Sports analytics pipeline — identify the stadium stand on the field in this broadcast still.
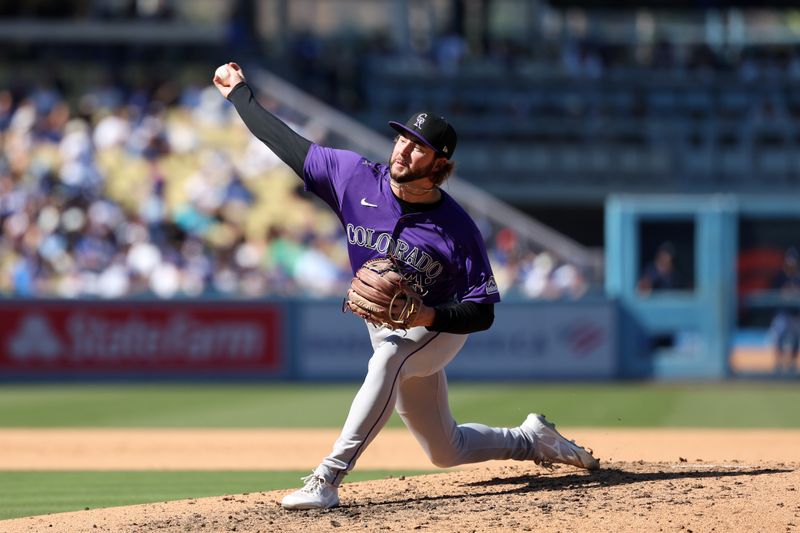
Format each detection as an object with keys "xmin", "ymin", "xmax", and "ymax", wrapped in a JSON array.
[
  {"xmin": 0, "ymin": 69, "xmax": 594, "ymax": 300},
  {"xmin": 3, "ymin": 0, "xmax": 800, "ymax": 305}
]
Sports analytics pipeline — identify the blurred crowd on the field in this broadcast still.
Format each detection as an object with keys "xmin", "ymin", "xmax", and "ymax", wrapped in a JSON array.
[
  {"xmin": 485, "ymin": 227, "xmax": 588, "ymax": 301},
  {"xmin": 0, "ymin": 79, "xmax": 588, "ymax": 301},
  {"xmin": 287, "ymin": 29, "xmax": 800, "ymax": 115},
  {"xmin": 0, "ymin": 78, "xmax": 351, "ymax": 300}
]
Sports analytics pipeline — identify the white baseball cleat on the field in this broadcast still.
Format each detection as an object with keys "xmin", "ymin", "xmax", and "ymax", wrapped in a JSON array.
[
  {"xmin": 281, "ymin": 474, "xmax": 340, "ymax": 510},
  {"xmin": 521, "ymin": 413, "xmax": 600, "ymax": 470}
]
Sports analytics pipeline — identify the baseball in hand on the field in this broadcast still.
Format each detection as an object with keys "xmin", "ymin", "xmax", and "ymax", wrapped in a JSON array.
[{"xmin": 215, "ymin": 65, "xmax": 230, "ymax": 82}]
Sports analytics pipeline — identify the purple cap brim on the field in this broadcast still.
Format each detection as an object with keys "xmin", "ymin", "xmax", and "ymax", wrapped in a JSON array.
[{"xmin": 388, "ymin": 121, "xmax": 438, "ymax": 152}]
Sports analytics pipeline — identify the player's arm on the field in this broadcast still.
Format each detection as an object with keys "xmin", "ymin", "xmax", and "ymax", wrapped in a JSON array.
[
  {"xmin": 426, "ymin": 301, "xmax": 494, "ymax": 334},
  {"xmin": 213, "ymin": 62, "xmax": 311, "ymax": 178}
]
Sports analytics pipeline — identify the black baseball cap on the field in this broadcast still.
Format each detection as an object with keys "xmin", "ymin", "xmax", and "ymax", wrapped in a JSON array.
[{"xmin": 388, "ymin": 112, "xmax": 457, "ymax": 159}]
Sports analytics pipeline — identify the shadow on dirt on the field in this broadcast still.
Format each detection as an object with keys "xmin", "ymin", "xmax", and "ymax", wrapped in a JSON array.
[
  {"xmin": 347, "ymin": 465, "xmax": 793, "ymax": 509},
  {"xmin": 465, "ymin": 465, "xmax": 794, "ymax": 493}
]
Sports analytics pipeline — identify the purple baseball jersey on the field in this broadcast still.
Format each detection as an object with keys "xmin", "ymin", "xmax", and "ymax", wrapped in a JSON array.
[{"xmin": 303, "ymin": 144, "xmax": 500, "ymax": 306}]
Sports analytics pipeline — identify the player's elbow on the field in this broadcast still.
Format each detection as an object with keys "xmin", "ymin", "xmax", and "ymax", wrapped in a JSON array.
[{"xmin": 475, "ymin": 303, "xmax": 494, "ymax": 332}]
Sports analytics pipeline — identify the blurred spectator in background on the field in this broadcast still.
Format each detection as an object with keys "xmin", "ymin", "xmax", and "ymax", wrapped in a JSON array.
[
  {"xmin": 0, "ymin": 76, "xmax": 581, "ymax": 301},
  {"xmin": 637, "ymin": 241, "xmax": 683, "ymax": 295},
  {"xmin": 487, "ymin": 226, "xmax": 588, "ymax": 300},
  {"xmin": 0, "ymin": 75, "xmax": 352, "ymax": 300},
  {"xmin": 768, "ymin": 246, "xmax": 800, "ymax": 374}
]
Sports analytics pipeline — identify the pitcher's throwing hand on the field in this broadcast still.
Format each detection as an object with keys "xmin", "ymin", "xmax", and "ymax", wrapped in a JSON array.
[{"xmin": 212, "ymin": 62, "xmax": 245, "ymax": 98}]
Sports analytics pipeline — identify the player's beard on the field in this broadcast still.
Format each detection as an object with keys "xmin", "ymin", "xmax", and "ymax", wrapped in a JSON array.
[{"xmin": 389, "ymin": 159, "xmax": 435, "ymax": 184}]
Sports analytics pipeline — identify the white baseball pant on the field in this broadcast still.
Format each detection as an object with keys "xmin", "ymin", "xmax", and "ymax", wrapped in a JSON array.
[{"xmin": 315, "ymin": 323, "xmax": 535, "ymax": 487}]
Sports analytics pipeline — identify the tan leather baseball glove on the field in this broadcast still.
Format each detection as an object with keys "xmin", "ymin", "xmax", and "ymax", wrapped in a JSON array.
[{"xmin": 345, "ymin": 258, "xmax": 423, "ymax": 330}]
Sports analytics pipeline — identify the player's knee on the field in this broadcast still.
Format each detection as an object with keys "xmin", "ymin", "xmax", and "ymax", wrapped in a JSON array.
[
  {"xmin": 428, "ymin": 450, "xmax": 461, "ymax": 469},
  {"xmin": 424, "ymin": 443, "xmax": 463, "ymax": 468},
  {"xmin": 367, "ymin": 349, "xmax": 404, "ymax": 376}
]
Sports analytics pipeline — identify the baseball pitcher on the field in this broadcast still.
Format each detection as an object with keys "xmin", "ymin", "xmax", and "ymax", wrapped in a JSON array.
[{"xmin": 213, "ymin": 62, "xmax": 599, "ymax": 510}]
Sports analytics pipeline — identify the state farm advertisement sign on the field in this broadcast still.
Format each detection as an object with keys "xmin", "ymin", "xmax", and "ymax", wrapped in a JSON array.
[{"xmin": 0, "ymin": 301, "xmax": 283, "ymax": 375}]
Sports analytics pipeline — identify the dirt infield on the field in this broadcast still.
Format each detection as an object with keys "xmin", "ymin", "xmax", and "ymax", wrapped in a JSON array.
[{"xmin": 2, "ymin": 429, "xmax": 799, "ymax": 532}]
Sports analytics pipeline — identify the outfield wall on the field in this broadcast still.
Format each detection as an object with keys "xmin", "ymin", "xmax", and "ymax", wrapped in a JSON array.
[{"xmin": 0, "ymin": 299, "xmax": 617, "ymax": 381}]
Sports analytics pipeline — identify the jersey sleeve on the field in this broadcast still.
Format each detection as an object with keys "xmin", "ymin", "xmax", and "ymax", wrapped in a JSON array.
[
  {"xmin": 227, "ymin": 82, "xmax": 311, "ymax": 177},
  {"xmin": 302, "ymin": 143, "xmax": 363, "ymax": 214},
  {"xmin": 458, "ymin": 230, "xmax": 501, "ymax": 304}
]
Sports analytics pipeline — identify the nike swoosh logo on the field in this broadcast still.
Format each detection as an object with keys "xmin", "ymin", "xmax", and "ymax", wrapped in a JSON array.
[{"xmin": 360, "ymin": 198, "xmax": 378, "ymax": 208}]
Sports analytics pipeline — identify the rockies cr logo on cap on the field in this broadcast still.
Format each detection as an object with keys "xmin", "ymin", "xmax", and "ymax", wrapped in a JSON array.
[{"xmin": 388, "ymin": 111, "xmax": 458, "ymax": 159}]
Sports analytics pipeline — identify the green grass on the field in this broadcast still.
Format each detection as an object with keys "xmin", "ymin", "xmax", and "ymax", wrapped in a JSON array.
[
  {"xmin": 0, "ymin": 470, "xmax": 432, "ymax": 521},
  {"xmin": 0, "ymin": 382, "xmax": 799, "ymax": 428},
  {"xmin": 1, "ymin": 382, "xmax": 799, "ymax": 521}
]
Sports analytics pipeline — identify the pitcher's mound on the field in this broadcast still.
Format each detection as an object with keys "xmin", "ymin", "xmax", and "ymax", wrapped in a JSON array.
[{"xmin": 4, "ymin": 461, "xmax": 798, "ymax": 532}]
